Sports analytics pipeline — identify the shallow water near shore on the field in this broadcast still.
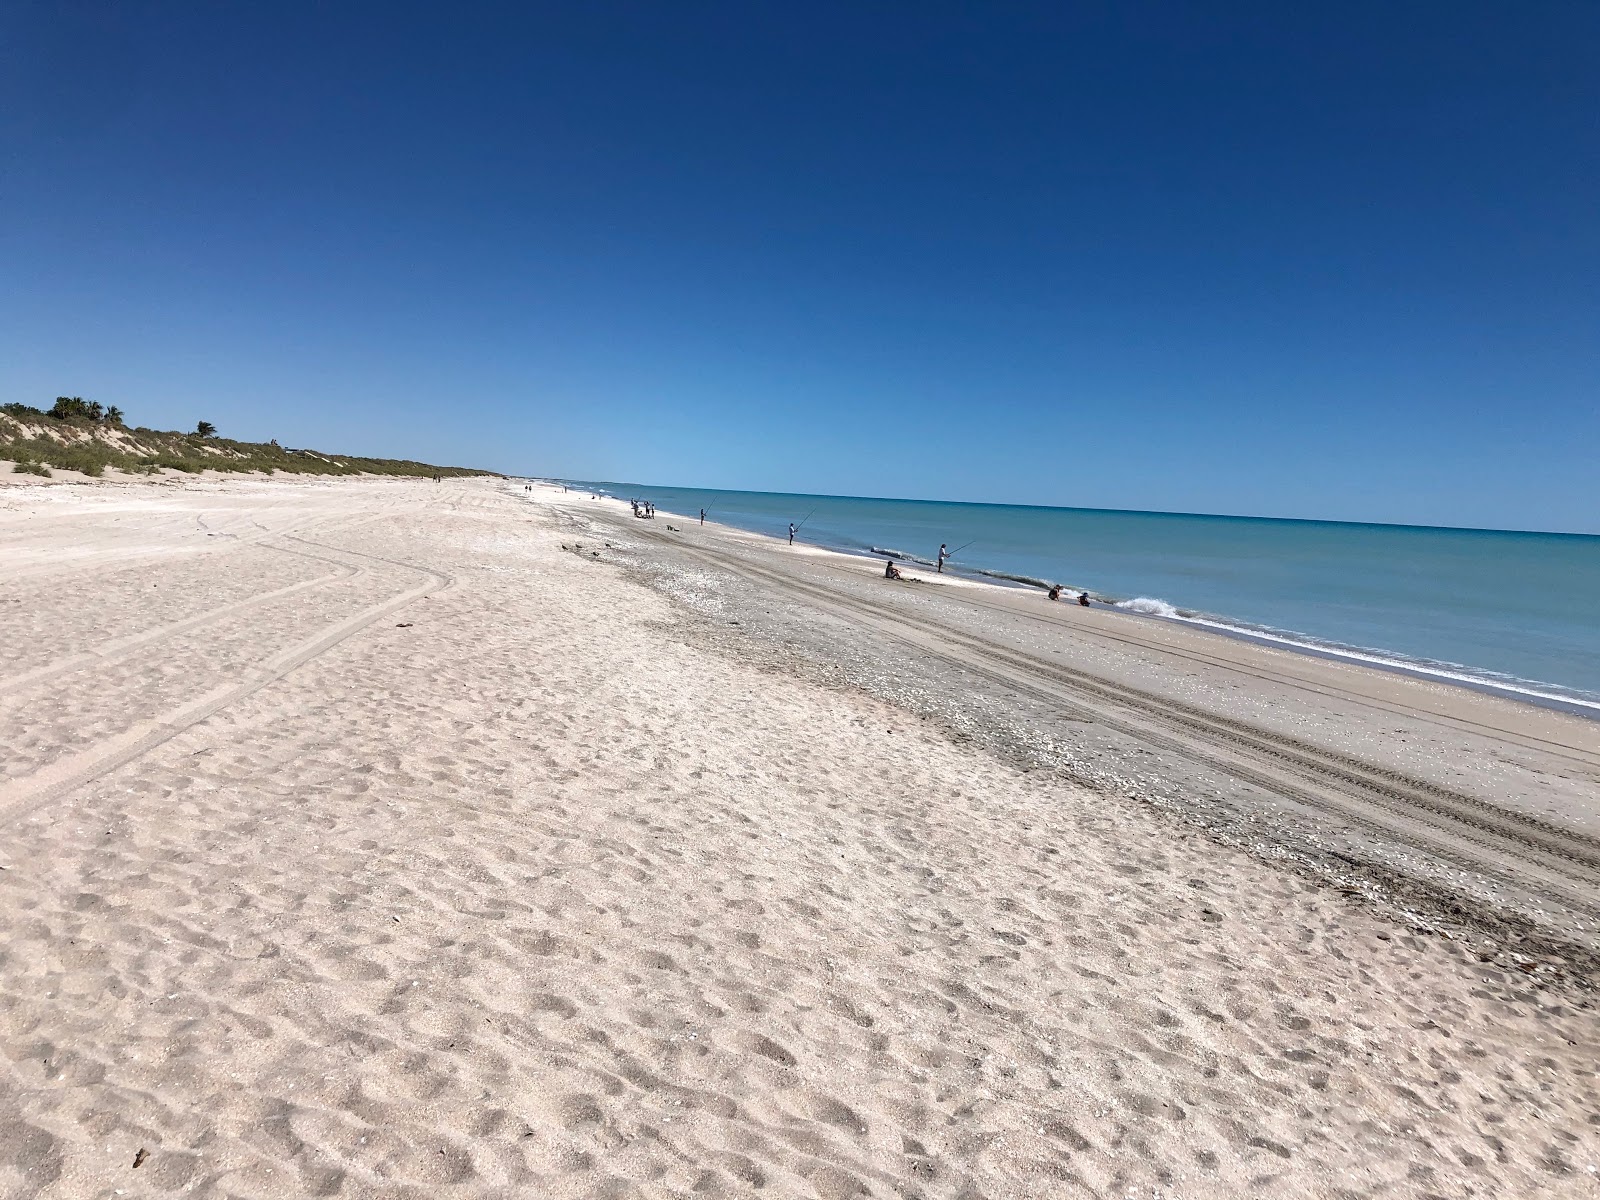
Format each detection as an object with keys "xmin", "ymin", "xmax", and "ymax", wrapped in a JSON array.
[{"xmin": 558, "ymin": 479, "xmax": 1600, "ymax": 712}]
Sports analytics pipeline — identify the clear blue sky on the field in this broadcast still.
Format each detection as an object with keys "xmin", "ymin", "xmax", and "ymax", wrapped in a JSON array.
[{"xmin": 3, "ymin": 2, "xmax": 1596, "ymax": 532}]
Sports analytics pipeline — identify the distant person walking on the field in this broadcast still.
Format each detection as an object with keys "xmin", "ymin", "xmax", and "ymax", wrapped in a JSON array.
[{"xmin": 937, "ymin": 543, "xmax": 949, "ymax": 573}]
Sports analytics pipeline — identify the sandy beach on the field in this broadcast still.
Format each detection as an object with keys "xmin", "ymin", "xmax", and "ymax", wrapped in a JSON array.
[{"xmin": 1, "ymin": 470, "xmax": 1596, "ymax": 1198}]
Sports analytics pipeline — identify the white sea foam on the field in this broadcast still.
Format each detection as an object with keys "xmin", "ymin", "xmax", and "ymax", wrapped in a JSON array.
[
  {"xmin": 1115, "ymin": 597, "xmax": 1180, "ymax": 618},
  {"xmin": 1108, "ymin": 601, "xmax": 1600, "ymax": 714}
]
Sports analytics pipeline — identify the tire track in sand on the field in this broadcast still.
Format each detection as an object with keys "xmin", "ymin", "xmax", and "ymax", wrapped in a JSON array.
[
  {"xmin": 0, "ymin": 543, "xmax": 359, "ymax": 698},
  {"xmin": 0, "ymin": 538, "xmax": 452, "ymax": 827}
]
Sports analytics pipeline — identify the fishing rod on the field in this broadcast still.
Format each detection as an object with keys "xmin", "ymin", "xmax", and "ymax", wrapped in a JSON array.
[
  {"xmin": 794, "ymin": 508, "xmax": 818, "ymax": 532},
  {"xmin": 948, "ymin": 538, "xmax": 978, "ymax": 558}
]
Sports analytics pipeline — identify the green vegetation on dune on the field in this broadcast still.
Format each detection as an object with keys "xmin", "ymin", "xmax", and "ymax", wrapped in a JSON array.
[{"xmin": 1, "ymin": 399, "xmax": 497, "ymax": 480}]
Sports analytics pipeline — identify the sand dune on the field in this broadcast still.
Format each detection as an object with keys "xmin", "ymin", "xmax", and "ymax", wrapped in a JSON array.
[{"xmin": 1, "ymin": 474, "xmax": 1595, "ymax": 1197}]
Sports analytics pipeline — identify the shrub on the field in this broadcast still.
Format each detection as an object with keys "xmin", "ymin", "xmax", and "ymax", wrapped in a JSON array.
[{"xmin": 3, "ymin": 398, "xmax": 497, "ymax": 479}]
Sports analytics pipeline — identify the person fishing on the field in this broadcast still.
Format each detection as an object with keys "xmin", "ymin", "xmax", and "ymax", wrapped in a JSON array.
[
  {"xmin": 699, "ymin": 508, "xmax": 706, "ymax": 525},
  {"xmin": 788, "ymin": 522, "xmax": 797, "ymax": 545},
  {"xmin": 943, "ymin": 538, "xmax": 976, "ymax": 573}
]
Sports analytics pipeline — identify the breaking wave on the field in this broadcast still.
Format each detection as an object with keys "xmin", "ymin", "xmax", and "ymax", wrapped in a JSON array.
[
  {"xmin": 971, "ymin": 568, "xmax": 1057, "ymax": 589},
  {"xmin": 1115, "ymin": 596, "xmax": 1180, "ymax": 617},
  {"xmin": 871, "ymin": 546, "xmax": 936, "ymax": 566}
]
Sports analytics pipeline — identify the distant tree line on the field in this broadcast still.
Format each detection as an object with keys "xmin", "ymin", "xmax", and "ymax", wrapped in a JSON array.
[{"xmin": 1, "ymin": 397, "xmax": 495, "ymax": 480}]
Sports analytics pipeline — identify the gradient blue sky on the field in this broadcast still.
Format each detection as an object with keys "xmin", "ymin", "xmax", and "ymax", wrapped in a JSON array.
[{"xmin": 3, "ymin": 2, "xmax": 1596, "ymax": 531}]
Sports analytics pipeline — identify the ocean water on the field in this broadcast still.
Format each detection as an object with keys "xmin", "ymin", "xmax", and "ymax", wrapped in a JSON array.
[{"xmin": 560, "ymin": 480, "xmax": 1600, "ymax": 714}]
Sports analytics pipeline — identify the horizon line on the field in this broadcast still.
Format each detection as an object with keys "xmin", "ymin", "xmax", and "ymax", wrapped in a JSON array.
[{"xmin": 544, "ymin": 476, "xmax": 1598, "ymax": 540}]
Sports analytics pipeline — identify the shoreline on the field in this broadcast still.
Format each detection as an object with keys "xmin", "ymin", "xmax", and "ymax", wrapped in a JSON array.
[
  {"xmin": 577, "ymin": 482, "xmax": 1600, "ymax": 722},
  {"xmin": 542, "ymin": 477, "xmax": 1600, "ymax": 949}
]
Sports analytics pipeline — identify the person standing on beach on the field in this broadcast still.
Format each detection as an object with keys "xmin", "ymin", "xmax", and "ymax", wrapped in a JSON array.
[
  {"xmin": 699, "ymin": 509, "xmax": 706, "ymax": 525},
  {"xmin": 788, "ymin": 523, "xmax": 797, "ymax": 544},
  {"xmin": 937, "ymin": 543, "xmax": 949, "ymax": 573}
]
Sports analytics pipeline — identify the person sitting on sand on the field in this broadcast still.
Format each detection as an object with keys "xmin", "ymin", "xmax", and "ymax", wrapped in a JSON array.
[
  {"xmin": 1047, "ymin": 584, "xmax": 1061, "ymax": 601},
  {"xmin": 884, "ymin": 559, "xmax": 902, "ymax": 580},
  {"xmin": 1078, "ymin": 591, "xmax": 1091, "ymax": 606}
]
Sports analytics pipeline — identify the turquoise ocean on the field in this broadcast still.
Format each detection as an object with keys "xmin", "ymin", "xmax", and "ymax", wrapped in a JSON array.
[{"xmin": 560, "ymin": 480, "xmax": 1600, "ymax": 716}]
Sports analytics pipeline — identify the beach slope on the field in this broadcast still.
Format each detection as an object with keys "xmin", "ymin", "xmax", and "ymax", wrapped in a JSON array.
[{"xmin": 0, "ymin": 474, "xmax": 1594, "ymax": 1198}]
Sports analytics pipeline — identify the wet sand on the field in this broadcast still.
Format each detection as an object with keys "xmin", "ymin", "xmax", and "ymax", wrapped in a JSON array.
[{"xmin": 1, "ymin": 471, "xmax": 1595, "ymax": 1198}]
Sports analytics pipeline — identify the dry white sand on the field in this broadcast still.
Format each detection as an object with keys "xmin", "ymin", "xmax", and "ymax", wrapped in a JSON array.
[{"xmin": 1, "ymin": 473, "xmax": 1595, "ymax": 1198}]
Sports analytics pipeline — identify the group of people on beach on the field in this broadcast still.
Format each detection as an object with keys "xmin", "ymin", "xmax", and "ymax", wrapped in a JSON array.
[
  {"xmin": 683, "ymin": 514, "xmax": 1094, "ymax": 606},
  {"xmin": 627, "ymin": 499, "xmax": 708, "ymax": 524},
  {"xmin": 877, "ymin": 542, "xmax": 1092, "ymax": 605},
  {"xmin": 1048, "ymin": 583, "xmax": 1093, "ymax": 606}
]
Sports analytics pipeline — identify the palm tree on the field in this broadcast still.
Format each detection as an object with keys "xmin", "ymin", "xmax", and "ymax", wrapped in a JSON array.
[
  {"xmin": 104, "ymin": 406, "xmax": 124, "ymax": 425},
  {"xmin": 50, "ymin": 396, "xmax": 94, "ymax": 420},
  {"xmin": 195, "ymin": 420, "xmax": 217, "ymax": 438}
]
